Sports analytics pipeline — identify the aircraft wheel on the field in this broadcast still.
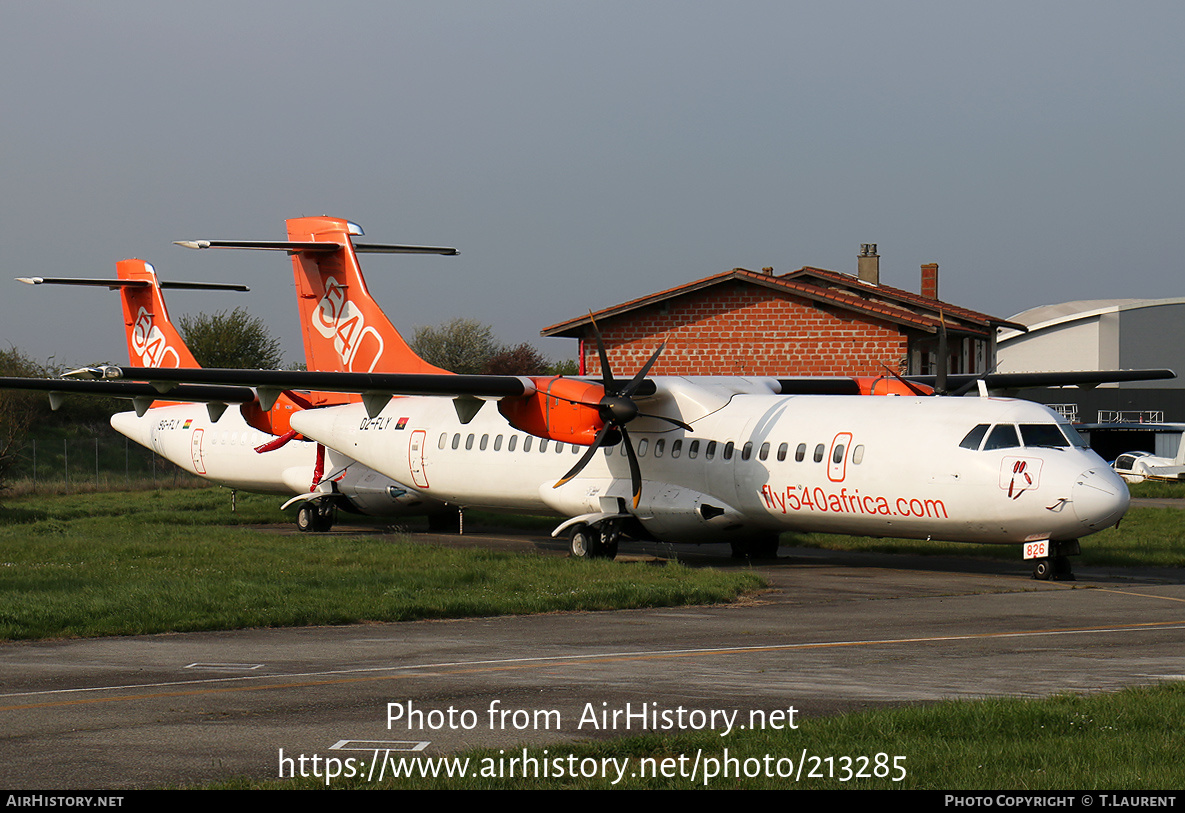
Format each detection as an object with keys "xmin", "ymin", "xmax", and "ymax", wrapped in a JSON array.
[
  {"xmin": 568, "ymin": 524, "xmax": 601, "ymax": 559},
  {"xmin": 599, "ymin": 537, "xmax": 619, "ymax": 560},
  {"xmin": 1052, "ymin": 555, "xmax": 1075, "ymax": 581},
  {"xmin": 1032, "ymin": 558, "xmax": 1052, "ymax": 581},
  {"xmin": 312, "ymin": 505, "xmax": 336, "ymax": 533},
  {"xmin": 749, "ymin": 534, "xmax": 780, "ymax": 560},
  {"xmin": 427, "ymin": 509, "xmax": 462, "ymax": 534},
  {"xmin": 296, "ymin": 503, "xmax": 317, "ymax": 533}
]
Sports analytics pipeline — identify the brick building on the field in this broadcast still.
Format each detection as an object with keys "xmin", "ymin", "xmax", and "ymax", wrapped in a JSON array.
[{"xmin": 542, "ymin": 248, "xmax": 1021, "ymax": 378}]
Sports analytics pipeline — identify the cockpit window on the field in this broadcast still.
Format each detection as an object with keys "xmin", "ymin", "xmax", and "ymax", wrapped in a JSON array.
[
  {"xmin": 983, "ymin": 424, "xmax": 1021, "ymax": 451},
  {"xmin": 1060, "ymin": 423, "xmax": 1090, "ymax": 448},
  {"xmin": 1020, "ymin": 424, "xmax": 1070, "ymax": 448},
  {"xmin": 959, "ymin": 424, "xmax": 990, "ymax": 450}
]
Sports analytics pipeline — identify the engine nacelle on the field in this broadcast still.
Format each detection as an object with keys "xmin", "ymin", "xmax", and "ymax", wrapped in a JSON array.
[
  {"xmin": 241, "ymin": 392, "xmax": 311, "ymax": 438},
  {"xmin": 853, "ymin": 376, "xmax": 934, "ymax": 396},
  {"xmin": 498, "ymin": 376, "xmax": 606, "ymax": 445}
]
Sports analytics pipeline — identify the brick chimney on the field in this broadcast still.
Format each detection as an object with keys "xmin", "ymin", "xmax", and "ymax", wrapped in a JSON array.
[
  {"xmin": 858, "ymin": 244, "xmax": 879, "ymax": 284},
  {"xmin": 921, "ymin": 263, "xmax": 938, "ymax": 300}
]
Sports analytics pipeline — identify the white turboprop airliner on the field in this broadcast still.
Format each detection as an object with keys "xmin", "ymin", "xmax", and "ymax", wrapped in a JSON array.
[
  {"xmin": 13, "ymin": 257, "xmax": 447, "ymax": 530},
  {"xmin": 88, "ymin": 215, "xmax": 1166, "ymax": 580}
]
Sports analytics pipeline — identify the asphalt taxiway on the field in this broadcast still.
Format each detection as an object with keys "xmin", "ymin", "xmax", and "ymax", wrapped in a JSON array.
[{"xmin": 1, "ymin": 534, "xmax": 1183, "ymax": 789}]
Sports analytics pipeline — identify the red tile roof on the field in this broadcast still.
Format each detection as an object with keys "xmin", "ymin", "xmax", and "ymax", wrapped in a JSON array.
[{"xmin": 541, "ymin": 267, "xmax": 1023, "ymax": 338}]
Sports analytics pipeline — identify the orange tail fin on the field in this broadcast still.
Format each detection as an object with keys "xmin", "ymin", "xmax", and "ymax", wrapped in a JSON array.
[
  {"xmin": 284, "ymin": 216, "xmax": 452, "ymax": 378},
  {"xmin": 115, "ymin": 259, "xmax": 203, "ymax": 368}
]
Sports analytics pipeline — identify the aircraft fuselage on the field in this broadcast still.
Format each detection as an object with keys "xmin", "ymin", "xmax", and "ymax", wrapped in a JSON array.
[{"xmin": 287, "ymin": 382, "xmax": 1128, "ymax": 546}]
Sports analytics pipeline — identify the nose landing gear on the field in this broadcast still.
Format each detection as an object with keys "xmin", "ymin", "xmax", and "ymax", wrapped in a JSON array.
[{"xmin": 1031, "ymin": 539, "xmax": 1079, "ymax": 581}]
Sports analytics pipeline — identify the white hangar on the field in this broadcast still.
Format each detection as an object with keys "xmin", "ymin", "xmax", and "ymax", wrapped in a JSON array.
[{"xmin": 997, "ymin": 297, "xmax": 1185, "ymax": 460}]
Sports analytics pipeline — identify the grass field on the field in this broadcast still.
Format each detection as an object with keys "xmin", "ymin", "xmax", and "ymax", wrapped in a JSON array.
[{"xmin": 0, "ymin": 488, "xmax": 765, "ymax": 641}]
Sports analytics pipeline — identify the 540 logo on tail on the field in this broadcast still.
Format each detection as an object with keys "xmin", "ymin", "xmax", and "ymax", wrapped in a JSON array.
[
  {"xmin": 314, "ymin": 277, "xmax": 385, "ymax": 373},
  {"xmin": 131, "ymin": 307, "xmax": 181, "ymax": 367}
]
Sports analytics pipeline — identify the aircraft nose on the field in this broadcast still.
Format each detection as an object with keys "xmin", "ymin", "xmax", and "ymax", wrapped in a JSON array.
[{"xmin": 1072, "ymin": 466, "xmax": 1130, "ymax": 532}]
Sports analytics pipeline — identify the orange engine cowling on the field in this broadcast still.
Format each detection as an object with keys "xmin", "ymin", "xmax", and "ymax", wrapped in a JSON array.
[
  {"xmin": 498, "ymin": 377, "xmax": 605, "ymax": 445},
  {"xmin": 853, "ymin": 376, "xmax": 935, "ymax": 396},
  {"xmin": 240, "ymin": 391, "xmax": 321, "ymax": 438}
]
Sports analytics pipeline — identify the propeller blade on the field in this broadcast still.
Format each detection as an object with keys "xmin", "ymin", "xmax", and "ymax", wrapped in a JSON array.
[
  {"xmin": 636, "ymin": 411, "xmax": 693, "ymax": 432},
  {"xmin": 540, "ymin": 390, "xmax": 602, "ymax": 409},
  {"xmin": 621, "ymin": 340, "xmax": 665, "ymax": 398},
  {"xmin": 588, "ymin": 312, "xmax": 617, "ymax": 394},
  {"xmin": 554, "ymin": 423, "xmax": 614, "ymax": 488},
  {"xmin": 935, "ymin": 312, "xmax": 948, "ymax": 395},
  {"xmin": 948, "ymin": 361, "xmax": 999, "ymax": 398},
  {"xmin": 880, "ymin": 363, "xmax": 930, "ymax": 396},
  {"xmin": 620, "ymin": 425, "xmax": 643, "ymax": 509}
]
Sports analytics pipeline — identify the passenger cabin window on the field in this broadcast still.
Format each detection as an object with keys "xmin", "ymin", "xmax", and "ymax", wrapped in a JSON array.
[
  {"xmin": 654, "ymin": 439, "xmax": 664, "ymax": 458},
  {"xmin": 723, "ymin": 442, "xmax": 734, "ymax": 461},
  {"xmin": 688, "ymin": 440, "xmax": 699, "ymax": 459},
  {"xmin": 959, "ymin": 424, "xmax": 990, "ymax": 451},
  {"xmin": 706, "ymin": 441, "xmax": 717, "ymax": 460},
  {"xmin": 832, "ymin": 444, "xmax": 845, "ymax": 464},
  {"xmin": 741, "ymin": 442, "xmax": 753, "ymax": 461},
  {"xmin": 671, "ymin": 440, "xmax": 682, "ymax": 458},
  {"xmin": 852, "ymin": 445, "xmax": 865, "ymax": 464},
  {"xmin": 508, "ymin": 436, "xmax": 518, "ymax": 452},
  {"xmin": 795, "ymin": 443, "xmax": 806, "ymax": 462},
  {"xmin": 983, "ymin": 424, "xmax": 1021, "ymax": 450},
  {"xmin": 777, "ymin": 442, "xmax": 788, "ymax": 462},
  {"xmin": 523, "ymin": 436, "xmax": 533, "ymax": 452},
  {"xmin": 813, "ymin": 443, "xmax": 825, "ymax": 463},
  {"xmin": 759, "ymin": 442, "xmax": 770, "ymax": 461}
]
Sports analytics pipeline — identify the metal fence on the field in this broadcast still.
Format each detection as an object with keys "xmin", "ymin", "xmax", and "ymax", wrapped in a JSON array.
[{"xmin": 6, "ymin": 432, "xmax": 193, "ymax": 493}]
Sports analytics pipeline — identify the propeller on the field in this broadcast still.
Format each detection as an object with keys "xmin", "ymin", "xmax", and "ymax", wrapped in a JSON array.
[
  {"xmin": 551, "ymin": 316, "xmax": 691, "ymax": 508},
  {"xmin": 879, "ymin": 311, "xmax": 961, "ymax": 397}
]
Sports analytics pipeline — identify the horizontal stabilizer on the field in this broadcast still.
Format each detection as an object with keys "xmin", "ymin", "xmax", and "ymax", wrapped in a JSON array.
[
  {"xmin": 17, "ymin": 276, "xmax": 248, "ymax": 291},
  {"xmin": 175, "ymin": 240, "xmax": 458, "ymax": 256}
]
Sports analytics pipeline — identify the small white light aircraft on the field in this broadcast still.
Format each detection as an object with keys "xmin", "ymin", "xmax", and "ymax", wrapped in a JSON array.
[
  {"xmin": 1112, "ymin": 446, "xmax": 1185, "ymax": 483},
  {"xmin": 91, "ymin": 215, "xmax": 1168, "ymax": 580},
  {"xmin": 11, "ymin": 258, "xmax": 448, "ymax": 530}
]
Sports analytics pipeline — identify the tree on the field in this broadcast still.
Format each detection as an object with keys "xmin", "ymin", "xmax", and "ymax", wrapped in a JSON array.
[
  {"xmin": 548, "ymin": 358, "xmax": 580, "ymax": 377},
  {"xmin": 0, "ymin": 348, "xmax": 44, "ymax": 490},
  {"xmin": 178, "ymin": 308, "xmax": 285, "ymax": 369},
  {"xmin": 411, "ymin": 318, "xmax": 500, "ymax": 375},
  {"xmin": 482, "ymin": 343, "xmax": 551, "ymax": 376}
]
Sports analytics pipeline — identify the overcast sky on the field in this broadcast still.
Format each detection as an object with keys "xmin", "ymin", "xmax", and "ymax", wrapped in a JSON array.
[{"xmin": 3, "ymin": 1, "xmax": 1182, "ymax": 369}]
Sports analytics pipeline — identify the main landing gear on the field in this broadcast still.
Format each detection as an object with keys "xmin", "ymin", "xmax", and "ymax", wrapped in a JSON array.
[
  {"xmin": 296, "ymin": 501, "xmax": 336, "ymax": 533},
  {"xmin": 568, "ymin": 522, "xmax": 619, "ymax": 560},
  {"xmin": 1031, "ymin": 539, "xmax": 1079, "ymax": 581}
]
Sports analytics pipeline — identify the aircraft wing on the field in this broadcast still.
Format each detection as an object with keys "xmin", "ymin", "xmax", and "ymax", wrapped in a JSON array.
[
  {"xmin": 907, "ymin": 369, "xmax": 1176, "ymax": 391},
  {"xmin": 0, "ymin": 376, "xmax": 256, "ymax": 401},
  {"xmin": 0, "ymin": 376, "xmax": 257, "ymax": 419},
  {"xmin": 98, "ymin": 366, "xmax": 532, "ymax": 398}
]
